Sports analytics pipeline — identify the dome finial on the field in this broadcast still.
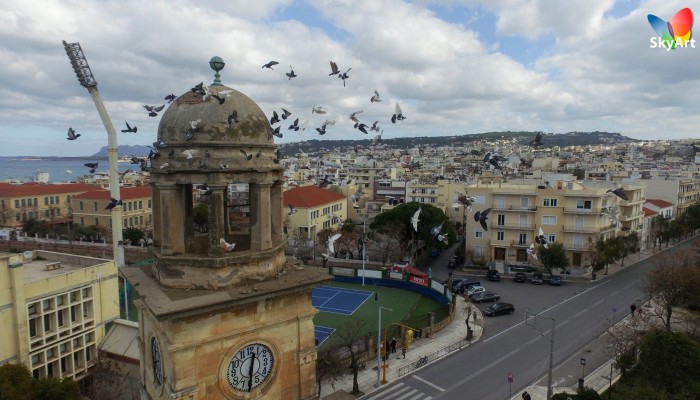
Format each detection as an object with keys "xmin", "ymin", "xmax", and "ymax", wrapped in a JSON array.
[{"xmin": 209, "ymin": 56, "xmax": 225, "ymax": 86}]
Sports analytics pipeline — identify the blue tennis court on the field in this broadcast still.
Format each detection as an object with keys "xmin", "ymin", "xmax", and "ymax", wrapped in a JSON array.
[
  {"xmin": 314, "ymin": 326, "xmax": 335, "ymax": 346},
  {"xmin": 312, "ymin": 286, "xmax": 375, "ymax": 315}
]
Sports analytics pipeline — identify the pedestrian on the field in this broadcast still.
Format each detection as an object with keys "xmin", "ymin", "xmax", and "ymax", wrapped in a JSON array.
[
  {"xmin": 522, "ymin": 391, "xmax": 531, "ymax": 400},
  {"xmin": 630, "ymin": 303, "xmax": 637, "ymax": 316},
  {"xmin": 401, "ymin": 347, "xmax": 406, "ymax": 359},
  {"xmin": 428, "ymin": 267, "xmax": 432, "ymax": 279},
  {"xmin": 390, "ymin": 337, "xmax": 397, "ymax": 353}
]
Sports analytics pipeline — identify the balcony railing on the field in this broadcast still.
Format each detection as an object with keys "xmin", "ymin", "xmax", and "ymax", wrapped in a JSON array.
[
  {"xmin": 491, "ymin": 222, "xmax": 536, "ymax": 230},
  {"xmin": 509, "ymin": 240, "xmax": 530, "ymax": 248},
  {"xmin": 563, "ymin": 208, "xmax": 597, "ymax": 214},
  {"xmin": 563, "ymin": 242, "xmax": 588, "ymax": 250},
  {"xmin": 491, "ymin": 205, "xmax": 538, "ymax": 212},
  {"xmin": 562, "ymin": 225, "xmax": 597, "ymax": 233}
]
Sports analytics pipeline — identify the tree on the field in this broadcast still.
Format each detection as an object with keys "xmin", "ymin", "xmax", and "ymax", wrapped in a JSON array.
[
  {"xmin": 122, "ymin": 226, "xmax": 145, "ymax": 245},
  {"xmin": 367, "ymin": 232, "xmax": 401, "ymax": 267},
  {"xmin": 618, "ymin": 231, "xmax": 639, "ymax": 267},
  {"xmin": 642, "ymin": 250, "xmax": 700, "ymax": 331},
  {"xmin": 649, "ymin": 215, "xmax": 669, "ymax": 251},
  {"xmin": 333, "ymin": 320, "xmax": 367, "ymax": 395},
  {"xmin": 537, "ymin": 242, "xmax": 570, "ymax": 276},
  {"xmin": 0, "ymin": 363, "xmax": 80, "ymax": 400},
  {"xmin": 636, "ymin": 330, "xmax": 700, "ymax": 397},
  {"xmin": 315, "ymin": 345, "xmax": 345, "ymax": 398},
  {"xmin": 22, "ymin": 218, "xmax": 51, "ymax": 237},
  {"xmin": 605, "ymin": 308, "xmax": 651, "ymax": 376},
  {"xmin": 0, "ymin": 203, "xmax": 14, "ymax": 228}
]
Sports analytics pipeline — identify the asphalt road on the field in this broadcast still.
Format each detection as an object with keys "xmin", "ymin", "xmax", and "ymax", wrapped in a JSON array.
[{"xmin": 368, "ymin": 242, "xmax": 686, "ymax": 400}]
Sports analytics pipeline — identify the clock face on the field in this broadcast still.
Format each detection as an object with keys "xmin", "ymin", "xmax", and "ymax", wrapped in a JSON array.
[
  {"xmin": 151, "ymin": 336, "xmax": 163, "ymax": 387},
  {"xmin": 226, "ymin": 343, "xmax": 274, "ymax": 392}
]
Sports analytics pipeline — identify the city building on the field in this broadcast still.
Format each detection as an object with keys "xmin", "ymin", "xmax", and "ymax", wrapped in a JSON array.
[
  {"xmin": 0, "ymin": 182, "xmax": 97, "ymax": 228},
  {"xmin": 0, "ymin": 250, "xmax": 119, "ymax": 380},
  {"xmin": 71, "ymin": 186, "xmax": 153, "ymax": 234},
  {"xmin": 284, "ymin": 185, "xmax": 347, "ymax": 239},
  {"xmin": 643, "ymin": 177, "xmax": 700, "ymax": 216}
]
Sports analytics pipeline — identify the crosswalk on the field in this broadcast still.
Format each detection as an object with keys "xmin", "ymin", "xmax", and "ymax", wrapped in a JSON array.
[{"xmin": 363, "ymin": 382, "xmax": 433, "ymax": 400}]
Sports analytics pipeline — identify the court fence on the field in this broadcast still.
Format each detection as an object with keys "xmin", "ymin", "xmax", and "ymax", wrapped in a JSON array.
[{"xmin": 397, "ymin": 338, "xmax": 470, "ymax": 377}]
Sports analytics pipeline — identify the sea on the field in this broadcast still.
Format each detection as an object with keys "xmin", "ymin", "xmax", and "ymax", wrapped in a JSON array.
[{"xmin": 0, "ymin": 157, "xmax": 135, "ymax": 183}]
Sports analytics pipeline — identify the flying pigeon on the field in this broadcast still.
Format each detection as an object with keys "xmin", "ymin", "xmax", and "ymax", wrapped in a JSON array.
[
  {"xmin": 316, "ymin": 125, "xmax": 327, "ymax": 135},
  {"xmin": 271, "ymin": 126, "xmax": 283, "ymax": 138},
  {"xmin": 153, "ymin": 136, "xmax": 167, "ymax": 148},
  {"xmin": 371, "ymin": 131, "xmax": 382, "ymax": 145},
  {"xmin": 147, "ymin": 146, "xmax": 160, "ymax": 160},
  {"xmin": 535, "ymin": 227, "xmax": 549, "ymax": 249},
  {"xmin": 606, "ymin": 188, "xmax": 628, "ymax": 201},
  {"xmin": 66, "ymin": 127, "xmax": 80, "ymax": 140},
  {"xmin": 164, "ymin": 94, "xmax": 176, "ymax": 103},
  {"xmin": 338, "ymin": 68, "xmax": 351, "ymax": 86},
  {"xmin": 355, "ymin": 123, "xmax": 369, "ymax": 134},
  {"xmin": 196, "ymin": 184, "xmax": 213, "ymax": 196},
  {"xmin": 349, "ymin": 110, "xmax": 364, "ymax": 124},
  {"xmin": 370, "ymin": 121, "xmax": 380, "ymax": 132},
  {"xmin": 270, "ymin": 110, "xmax": 280, "ymax": 125},
  {"xmin": 280, "ymin": 108, "xmax": 292, "ymax": 120},
  {"xmin": 121, "ymin": 121, "xmax": 137, "ymax": 133},
  {"xmin": 219, "ymin": 238, "xmax": 236, "ymax": 252},
  {"xmin": 327, "ymin": 233, "xmax": 342, "ymax": 255},
  {"xmin": 262, "ymin": 61, "xmax": 279, "ymax": 69},
  {"xmin": 288, "ymin": 204, "xmax": 298, "ymax": 215},
  {"xmin": 129, "ymin": 155, "xmax": 141, "ymax": 165},
  {"xmin": 410, "ymin": 207, "xmax": 421, "ymax": 232},
  {"xmin": 370, "ymin": 90, "xmax": 381, "ymax": 103},
  {"xmin": 601, "ymin": 204, "xmax": 621, "ymax": 227},
  {"xmin": 288, "ymin": 118, "xmax": 300, "ymax": 131},
  {"xmin": 530, "ymin": 132, "xmax": 543, "ymax": 147},
  {"xmin": 483, "ymin": 152, "xmax": 507, "ymax": 170},
  {"xmin": 286, "ymin": 65, "xmax": 297, "ymax": 80},
  {"xmin": 105, "ymin": 198, "xmax": 122, "ymax": 210},
  {"xmin": 329, "ymin": 61, "xmax": 340, "ymax": 76},
  {"xmin": 312, "ymin": 106, "xmax": 327, "ymax": 114},
  {"xmin": 474, "ymin": 208, "xmax": 492, "ymax": 231},
  {"xmin": 66, "ymin": 169, "xmax": 72, "ymax": 174},
  {"xmin": 211, "ymin": 93, "xmax": 226, "ymax": 104},
  {"xmin": 228, "ymin": 110, "xmax": 239, "ymax": 129},
  {"xmin": 437, "ymin": 234, "xmax": 449, "ymax": 244},
  {"xmin": 527, "ymin": 243, "xmax": 538, "ymax": 261},
  {"xmin": 430, "ymin": 221, "xmax": 444, "ymax": 240},
  {"xmin": 117, "ymin": 169, "xmax": 133, "ymax": 180},
  {"xmin": 84, "ymin": 162, "xmax": 98, "ymax": 174},
  {"xmin": 191, "ymin": 82, "xmax": 204, "ymax": 95},
  {"xmin": 240, "ymin": 149, "xmax": 253, "ymax": 160},
  {"xmin": 391, "ymin": 103, "xmax": 406, "ymax": 123},
  {"xmin": 454, "ymin": 194, "xmax": 476, "ymax": 212}
]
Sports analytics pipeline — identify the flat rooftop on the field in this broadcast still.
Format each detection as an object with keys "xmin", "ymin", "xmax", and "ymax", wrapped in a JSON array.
[{"xmin": 1, "ymin": 250, "xmax": 114, "ymax": 284}]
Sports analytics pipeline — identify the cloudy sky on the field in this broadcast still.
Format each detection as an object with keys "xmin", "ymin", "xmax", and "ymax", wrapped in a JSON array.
[{"xmin": 1, "ymin": 0, "xmax": 698, "ymax": 156}]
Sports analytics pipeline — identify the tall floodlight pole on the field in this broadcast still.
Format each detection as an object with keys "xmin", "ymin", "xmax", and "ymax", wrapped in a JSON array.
[
  {"xmin": 361, "ymin": 216, "xmax": 366, "ymax": 286},
  {"xmin": 376, "ymin": 306, "xmax": 393, "ymax": 387},
  {"xmin": 63, "ymin": 40, "xmax": 125, "ymax": 269}
]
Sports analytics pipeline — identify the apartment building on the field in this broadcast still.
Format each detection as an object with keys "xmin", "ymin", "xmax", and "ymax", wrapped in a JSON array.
[
  {"xmin": 283, "ymin": 186, "xmax": 347, "ymax": 239},
  {"xmin": 643, "ymin": 177, "xmax": 700, "ymax": 216},
  {"xmin": 0, "ymin": 250, "xmax": 119, "ymax": 380},
  {"xmin": 71, "ymin": 186, "xmax": 153, "ymax": 233},
  {"xmin": 0, "ymin": 183, "xmax": 98, "ymax": 228}
]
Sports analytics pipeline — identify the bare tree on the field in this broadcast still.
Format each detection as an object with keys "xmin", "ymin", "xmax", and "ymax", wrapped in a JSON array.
[
  {"xmin": 0, "ymin": 203, "xmax": 14, "ymax": 228},
  {"xmin": 368, "ymin": 232, "xmax": 401, "ymax": 267},
  {"xmin": 604, "ymin": 309, "xmax": 651, "ymax": 376},
  {"xmin": 334, "ymin": 320, "xmax": 367, "ymax": 395},
  {"xmin": 315, "ymin": 345, "xmax": 345, "ymax": 398},
  {"xmin": 642, "ymin": 250, "xmax": 700, "ymax": 331}
]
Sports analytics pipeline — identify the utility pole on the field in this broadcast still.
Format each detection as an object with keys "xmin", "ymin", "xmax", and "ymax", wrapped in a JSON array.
[
  {"xmin": 361, "ymin": 216, "xmax": 366, "ymax": 286},
  {"xmin": 524, "ymin": 308, "xmax": 556, "ymax": 400},
  {"xmin": 376, "ymin": 306, "xmax": 393, "ymax": 387}
]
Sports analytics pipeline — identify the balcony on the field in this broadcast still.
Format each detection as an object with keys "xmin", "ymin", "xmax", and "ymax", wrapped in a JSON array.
[
  {"xmin": 491, "ymin": 222, "xmax": 536, "ymax": 230},
  {"xmin": 509, "ymin": 240, "xmax": 530, "ymax": 248},
  {"xmin": 563, "ymin": 207, "xmax": 597, "ymax": 214},
  {"xmin": 562, "ymin": 225, "xmax": 597, "ymax": 233},
  {"xmin": 490, "ymin": 205, "xmax": 538, "ymax": 212},
  {"xmin": 563, "ymin": 242, "xmax": 588, "ymax": 250}
]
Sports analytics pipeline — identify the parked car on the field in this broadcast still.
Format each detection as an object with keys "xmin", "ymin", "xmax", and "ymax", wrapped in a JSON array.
[
  {"xmin": 514, "ymin": 272, "xmax": 527, "ymax": 283},
  {"xmin": 487, "ymin": 269, "xmax": 501, "ymax": 281},
  {"xmin": 467, "ymin": 285, "xmax": 486, "ymax": 298},
  {"xmin": 452, "ymin": 279, "xmax": 481, "ymax": 294},
  {"xmin": 471, "ymin": 290, "xmax": 500, "ymax": 303},
  {"xmin": 531, "ymin": 272, "xmax": 544, "ymax": 285},
  {"xmin": 549, "ymin": 275, "xmax": 562, "ymax": 286},
  {"xmin": 483, "ymin": 302, "xmax": 515, "ymax": 317}
]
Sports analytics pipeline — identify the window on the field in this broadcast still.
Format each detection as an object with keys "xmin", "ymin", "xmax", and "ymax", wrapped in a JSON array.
[
  {"xmin": 128, "ymin": 202, "xmax": 132, "ymax": 211},
  {"xmin": 58, "ymin": 310, "xmax": 64, "ymax": 327},
  {"xmin": 124, "ymin": 219, "xmax": 127, "ymax": 227},
  {"xmin": 148, "ymin": 199, "xmax": 152, "ymax": 208},
  {"xmin": 576, "ymin": 199, "xmax": 592, "ymax": 210},
  {"xmin": 139, "ymin": 200, "xmax": 143, "ymax": 210},
  {"xmin": 43, "ymin": 315, "xmax": 51, "ymax": 332},
  {"xmin": 129, "ymin": 217, "xmax": 134, "ymax": 226},
  {"xmin": 79, "ymin": 201, "xmax": 84, "ymax": 211},
  {"xmin": 518, "ymin": 233, "xmax": 527, "ymax": 244},
  {"xmin": 497, "ymin": 231, "xmax": 504, "ymax": 241},
  {"xmin": 139, "ymin": 216, "xmax": 144, "ymax": 225},
  {"xmin": 94, "ymin": 218, "xmax": 98, "ymax": 226},
  {"xmin": 497, "ymin": 214, "xmax": 505, "ymax": 226},
  {"xmin": 548, "ymin": 233, "xmax": 556, "ymax": 243},
  {"xmin": 29, "ymin": 319, "xmax": 37, "ymax": 337},
  {"xmin": 80, "ymin": 217, "xmax": 84, "ymax": 225},
  {"xmin": 54, "ymin": 196, "xmax": 58, "ymax": 204},
  {"xmin": 15, "ymin": 214, "xmax": 20, "ymax": 222},
  {"xmin": 93, "ymin": 202, "xmax": 97, "ymax": 211},
  {"xmin": 50, "ymin": 197, "xmax": 55, "ymax": 205},
  {"xmin": 475, "ymin": 231, "xmax": 483, "ymax": 239},
  {"xmin": 21, "ymin": 199, "xmax": 26, "ymax": 207},
  {"xmin": 14, "ymin": 200, "xmax": 19, "ymax": 208},
  {"xmin": 520, "ymin": 197, "xmax": 529, "ymax": 208},
  {"xmin": 44, "ymin": 197, "xmax": 49, "ymax": 205},
  {"xmin": 543, "ymin": 198, "xmax": 558, "ymax": 207},
  {"xmin": 28, "ymin": 304, "xmax": 37, "ymax": 315},
  {"xmin": 542, "ymin": 216, "xmax": 557, "ymax": 225}
]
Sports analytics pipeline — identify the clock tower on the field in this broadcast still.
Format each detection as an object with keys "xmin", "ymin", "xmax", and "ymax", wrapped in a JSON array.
[{"xmin": 124, "ymin": 58, "xmax": 329, "ymax": 400}]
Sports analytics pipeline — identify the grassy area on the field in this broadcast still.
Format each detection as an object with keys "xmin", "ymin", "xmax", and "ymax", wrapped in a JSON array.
[{"xmin": 313, "ymin": 281, "xmax": 447, "ymax": 348}]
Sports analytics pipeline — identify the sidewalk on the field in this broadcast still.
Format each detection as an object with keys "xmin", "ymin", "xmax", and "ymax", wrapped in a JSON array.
[{"xmin": 323, "ymin": 295, "xmax": 483, "ymax": 399}]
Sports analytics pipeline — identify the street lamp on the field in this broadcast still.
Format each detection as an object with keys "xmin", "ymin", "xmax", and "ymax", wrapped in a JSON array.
[
  {"xmin": 361, "ymin": 216, "xmax": 367, "ymax": 286},
  {"xmin": 62, "ymin": 40, "xmax": 124, "ymax": 268},
  {"xmin": 376, "ymin": 306, "xmax": 393, "ymax": 387},
  {"xmin": 525, "ymin": 309, "xmax": 556, "ymax": 400}
]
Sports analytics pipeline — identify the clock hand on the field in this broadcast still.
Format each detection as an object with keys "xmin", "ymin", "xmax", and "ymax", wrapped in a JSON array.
[{"xmin": 247, "ymin": 351, "xmax": 256, "ymax": 391}]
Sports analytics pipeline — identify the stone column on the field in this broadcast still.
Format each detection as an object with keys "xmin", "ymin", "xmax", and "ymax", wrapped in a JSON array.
[
  {"xmin": 208, "ymin": 184, "xmax": 227, "ymax": 255},
  {"xmin": 270, "ymin": 180, "xmax": 284, "ymax": 245},
  {"xmin": 150, "ymin": 183, "xmax": 162, "ymax": 247},
  {"xmin": 250, "ymin": 182, "xmax": 272, "ymax": 251},
  {"xmin": 158, "ymin": 184, "xmax": 186, "ymax": 255}
]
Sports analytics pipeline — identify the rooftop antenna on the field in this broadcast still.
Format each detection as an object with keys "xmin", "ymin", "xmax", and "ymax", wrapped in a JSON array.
[{"xmin": 62, "ymin": 40, "xmax": 125, "ymax": 269}]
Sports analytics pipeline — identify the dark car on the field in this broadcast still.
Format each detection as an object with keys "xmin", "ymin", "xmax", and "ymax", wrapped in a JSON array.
[
  {"xmin": 487, "ymin": 269, "xmax": 501, "ymax": 281},
  {"xmin": 549, "ymin": 275, "xmax": 562, "ymax": 286},
  {"xmin": 514, "ymin": 272, "xmax": 527, "ymax": 283},
  {"xmin": 531, "ymin": 272, "xmax": 544, "ymax": 285},
  {"xmin": 452, "ymin": 279, "xmax": 481, "ymax": 294},
  {"xmin": 471, "ymin": 290, "xmax": 500, "ymax": 303},
  {"xmin": 483, "ymin": 302, "xmax": 515, "ymax": 317}
]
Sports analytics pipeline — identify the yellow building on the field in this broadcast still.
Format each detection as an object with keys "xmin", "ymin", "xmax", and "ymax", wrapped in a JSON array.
[
  {"xmin": 0, "ymin": 182, "xmax": 98, "ymax": 228},
  {"xmin": 283, "ymin": 186, "xmax": 347, "ymax": 239},
  {"xmin": 71, "ymin": 185, "xmax": 153, "ymax": 233},
  {"xmin": 0, "ymin": 250, "xmax": 119, "ymax": 380}
]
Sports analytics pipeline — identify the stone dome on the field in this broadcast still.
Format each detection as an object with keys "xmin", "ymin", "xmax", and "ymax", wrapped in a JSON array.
[{"xmin": 157, "ymin": 85, "xmax": 273, "ymax": 146}]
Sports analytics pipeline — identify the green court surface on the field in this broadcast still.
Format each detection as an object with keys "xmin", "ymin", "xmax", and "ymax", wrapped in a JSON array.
[{"xmin": 313, "ymin": 281, "xmax": 447, "ymax": 348}]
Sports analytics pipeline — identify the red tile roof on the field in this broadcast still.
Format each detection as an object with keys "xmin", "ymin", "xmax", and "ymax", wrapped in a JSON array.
[
  {"xmin": 0, "ymin": 182, "xmax": 99, "ymax": 197},
  {"xmin": 645, "ymin": 199, "xmax": 673, "ymax": 208},
  {"xmin": 283, "ymin": 186, "xmax": 346, "ymax": 208},
  {"xmin": 73, "ymin": 185, "xmax": 152, "ymax": 200},
  {"xmin": 643, "ymin": 207, "xmax": 658, "ymax": 217}
]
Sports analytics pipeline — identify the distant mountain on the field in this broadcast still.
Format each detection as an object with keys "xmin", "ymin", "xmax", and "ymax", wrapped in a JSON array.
[{"xmin": 90, "ymin": 145, "xmax": 151, "ymax": 158}]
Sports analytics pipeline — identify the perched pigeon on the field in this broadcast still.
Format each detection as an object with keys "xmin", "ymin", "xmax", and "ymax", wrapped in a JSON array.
[
  {"xmin": 474, "ymin": 208, "xmax": 492, "ymax": 231},
  {"xmin": 370, "ymin": 90, "xmax": 381, "ymax": 103},
  {"xmin": 196, "ymin": 184, "xmax": 213, "ymax": 196},
  {"xmin": 606, "ymin": 188, "xmax": 628, "ymax": 201},
  {"xmin": 198, "ymin": 160, "xmax": 207, "ymax": 170},
  {"xmin": 219, "ymin": 162, "xmax": 230, "ymax": 170},
  {"xmin": 262, "ymin": 61, "xmax": 279, "ymax": 69},
  {"xmin": 159, "ymin": 162, "xmax": 170, "ymax": 170},
  {"xmin": 329, "ymin": 60, "xmax": 340, "ymax": 76},
  {"xmin": 286, "ymin": 65, "xmax": 297, "ymax": 80},
  {"xmin": 219, "ymin": 238, "xmax": 235, "ymax": 252},
  {"xmin": 535, "ymin": 227, "xmax": 549, "ymax": 249},
  {"xmin": 184, "ymin": 130, "xmax": 194, "ymax": 141},
  {"xmin": 189, "ymin": 119, "xmax": 202, "ymax": 131},
  {"xmin": 391, "ymin": 103, "xmax": 406, "ymax": 123},
  {"xmin": 182, "ymin": 149, "xmax": 194, "ymax": 159},
  {"xmin": 240, "ymin": 149, "xmax": 253, "ymax": 160},
  {"xmin": 410, "ymin": 207, "xmax": 421, "ymax": 232},
  {"xmin": 273, "ymin": 149, "xmax": 281, "ymax": 164},
  {"xmin": 527, "ymin": 243, "xmax": 538, "ymax": 261},
  {"xmin": 84, "ymin": 162, "xmax": 98, "ymax": 174},
  {"xmin": 121, "ymin": 121, "xmax": 137, "ymax": 133},
  {"xmin": 288, "ymin": 204, "xmax": 298, "ymax": 215},
  {"xmin": 191, "ymin": 82, "xmax": 204, "ymax": 94},
  {"xmin": 66, "ymin": 127, "xmax": 80, "ymax": 140},
  {"xmin": 105, "ymin": 198, "xmax": 122, "ymax": 210},
  {"xmin": 228, "ymin": 110, "xmax": 239, "ymax": 129}
]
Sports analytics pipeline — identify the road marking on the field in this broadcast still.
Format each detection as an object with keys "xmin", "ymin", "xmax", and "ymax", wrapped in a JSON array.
[
  {"xmin": 434, "ymin": 348, "xmax": 519, "ymax": 399},
  {"xmin": 395, "ymin": 389, "xmax": 419, "ymax": 400},
  {"xmin": 573, "ymin": 308, "xmax": 588, "ymax": 318},
  {"xmin": 412, "ymin": 375, "xmax": 445, "ymax": 391},
  {"xmin": 592, "ymin": 299, "xmax": 604, "ymax": 307},
  {"xmin": 610, "ymin": 290, "xmax": 619, "ymax": 296},
  {"xmin": 526, "ymin": 336, "xmax": 541, "ymax": 345},
  {"xmin": 364, "ymin": 383, "xmax": 406, "ymax": 400},
  {"xmin": 381, "ymin": 386, "xmax": 412, "ymax": 400}
]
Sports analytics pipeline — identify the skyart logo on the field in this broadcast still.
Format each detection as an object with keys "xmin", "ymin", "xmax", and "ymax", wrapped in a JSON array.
[{"xmin": 648, "ymin": 8, "xmax": 695, "ymax": 50}]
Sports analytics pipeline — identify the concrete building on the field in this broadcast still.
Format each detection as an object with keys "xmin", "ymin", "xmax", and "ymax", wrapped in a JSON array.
[
  {"xmin": 0, "ymin": 250, "xmax": 119, "ymax": 380},
  {"xmin": 643, "ymin": 177, "xmax": 700, "ymax": 216},
  {"xmin": 283, "ymin": 185, "xmax": 347, "ymax": 239},
  {"xmin": 0, "ymin": 182, "xmax": 97, "ymax": 228},
  {"xmin": 71, "ymin": 185, "xmax": 153, "ymax": 234}
]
